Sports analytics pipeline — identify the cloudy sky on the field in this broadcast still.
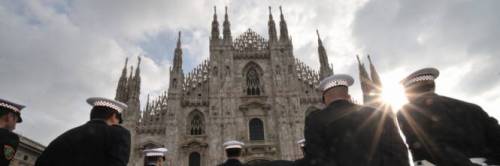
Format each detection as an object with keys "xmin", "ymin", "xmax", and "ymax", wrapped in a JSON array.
[{"xmin": 1, "ymin": 0, "xmax": 499, "ymax": 145}]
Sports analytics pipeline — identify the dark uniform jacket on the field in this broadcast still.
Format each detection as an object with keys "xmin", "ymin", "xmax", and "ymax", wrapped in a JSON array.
[
  {"xmin": 35, "ymin": 120, "xmax": 131, "ymax": 166},
  {"xmin": 294, "ymin": 158, "xmax": 307, "ymax": 166},
  {"xmin": 304, "ymin": 100, "xmax": 410, "ymax": 166},
  {"xmin": 218, "ymin": 159, "xmax": 245, "ymax": 166},
  {"xmin": 397, "ymin": 93, "xmax": 500, "ymax": 165},
  {"xmin": 0, "ymin": 128, "xmax": 19, "ymax": 166}
]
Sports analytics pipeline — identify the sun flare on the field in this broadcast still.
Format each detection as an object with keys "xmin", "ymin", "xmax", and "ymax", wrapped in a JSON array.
[{"xmin": 380, "ymin": 72, "xmax": 409, "ymax": 111}]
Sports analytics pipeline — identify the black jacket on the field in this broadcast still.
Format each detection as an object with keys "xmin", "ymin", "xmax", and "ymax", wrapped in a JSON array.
[
  {"xmin": 0, "ymin": 128, "xmax": 19, "ymax": 166},
  {"xmin": 218, "ymin": 159, "xmax": 245, "ymax": 166},
  {"xmin": 35, "ymin": 120, "xmax": 131, "ymax": 166},
  {"xmin": 397, "ymin": 93, "xmax": 500, "ymax": 165},
  {"xmin": 304, "ymin": 100, "xmax": 410, "ymax": 166}
]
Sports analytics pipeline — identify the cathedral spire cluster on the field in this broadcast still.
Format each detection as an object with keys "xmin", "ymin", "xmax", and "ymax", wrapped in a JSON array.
[{"xmin": 356, "ymin": 55, "xmax": 383, "ymax": 105}]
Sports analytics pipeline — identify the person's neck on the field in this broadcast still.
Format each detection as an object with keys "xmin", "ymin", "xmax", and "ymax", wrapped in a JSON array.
[{"xmin": 0, "ymin": 123, "xmax": 12, "ymax": 131}]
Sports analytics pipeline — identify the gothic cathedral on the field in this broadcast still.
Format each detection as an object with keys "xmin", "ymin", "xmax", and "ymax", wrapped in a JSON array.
[{"xmin": 113, "ymin": 6, "xmax": 382, "ymax": 166}]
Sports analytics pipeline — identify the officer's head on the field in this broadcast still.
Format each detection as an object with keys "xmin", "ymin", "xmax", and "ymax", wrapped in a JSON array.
[
  {"xmin": 0, "ymin": 109, "xmax": 19, "ymax": 131},
  {"xmin": 401, "ymin": 68, "xmax": 439, "ymax": 102},
  {"xmin": 223, "ymin": 140, "xmax": 244, "ymax": 159},
  {"xmin": 87, "ymin": 97, "xmax": 127, "ymax": 126},
  {"xmin": 322, "ymin": 86, "xmax": 351, "ymax": 105},
  {"xmin": 90, "ymin": 106, "xmax": 122, "ymax": 125},
  {"xmin": 225, "ymin": 148, "xmax": 242, "ymax": 158},
  {"xmin": 144, "ymin": 147, "xmax": 168, "ymax": 166},
  {"xmin": 404, "ymin": 80, "xmax": 436, "ymax": 102},
  {"xmin": 0, "ymin": 99, "xmax": 24, "ymax": 131},
  {"xmin": 319, "ymin": 74, "xmax": 354, "ymax": 105}
]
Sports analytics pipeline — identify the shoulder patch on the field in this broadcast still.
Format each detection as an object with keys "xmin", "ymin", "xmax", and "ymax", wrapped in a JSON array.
[{"xmin": 4, "ymin": 144, "xmax": 16, "ymax": 160}]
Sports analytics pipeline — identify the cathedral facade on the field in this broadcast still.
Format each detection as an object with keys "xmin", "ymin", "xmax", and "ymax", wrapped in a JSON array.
[{"xmin": 113, "ymin": 6, "xmax": 381, "ymax": 166}]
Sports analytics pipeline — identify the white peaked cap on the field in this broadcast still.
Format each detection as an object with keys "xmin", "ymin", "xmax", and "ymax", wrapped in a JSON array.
[
  {"xmin": 87, "ymin": 97, "xmax": 128, "ymax": 113},
  {"xmin": 223, "ymin": 140, "xmax": 245, "ymax": 149},
  {"xmin": 318, "ymin": 74, "xmax": 354, "ymax": 92},
  {"xmin": 144, "ymin": 148, "xmax": 168, "ymax": 157}
]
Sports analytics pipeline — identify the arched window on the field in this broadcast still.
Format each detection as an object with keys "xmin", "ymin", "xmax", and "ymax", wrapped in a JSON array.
[
  {"xmin": 246, "ymin": 68, "xmax": 261, "ymax": 95},
  {"xmin": 188, "ymin": 110, "xmax": 204, "ymax": 135},
  {"xmin": 249, "ymin": 118, "xmax": 264, "ymax": 141},
  {"xmin": 189, "ymin": 152, "xmax": 201, "ymax": 166},
  {"xmin": 190, "ymin": 115, "xmax": 203, "ymax": 135}
]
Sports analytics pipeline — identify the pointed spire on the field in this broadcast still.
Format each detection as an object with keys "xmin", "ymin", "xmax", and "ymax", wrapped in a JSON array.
[
  {"xmin": 268, "ymin": 6, "xmax": 277, "ymax": 42},
  {"xmin": 115, "ymin": 58, "xmax": 129, "ymax": 102},
  {"xmin": 145, "ymin": 94, "xmax": 150, "ymax": 112},
  {"xmin": 223, "ymin": 6, "xmax": 232, "ymax": 41},
  {"xmin": 176, "ymin": 31, "xmax": 181, "ymax": 49},
  {"xmin": 134, "ymin": 56, "xmax": 141, "ymax": 79},
  {"xmin": 316, "ymin": 30, "xmax": 323, "ymax": 46},
  {"xmin": 211, "ymin": 6, "xmax": 220, "ymax": 40},
  {"xmin": 356, "ymin": 55, "xmax": 373, "ymax": 104},
  {"xmin": 121, "ymin": 58, "xmax": 129, "ymax": 77},
  {"xmin": 367, "ymin": 55, "xmax": 382, "ymax": 91},
  {"xmin": 279, "ymin": 6, "xmax": 289, "ymax": 42},
  {"xmin": 317, "ymin": 30, "xmax": 333, "ymax": 79},
  {"xmin": 129, "ymin": 66, "xmax": 134, "ymax": 80},
  {"xmin": 173, "ymin": 31, "xmax": 183, "ymax": 72}
]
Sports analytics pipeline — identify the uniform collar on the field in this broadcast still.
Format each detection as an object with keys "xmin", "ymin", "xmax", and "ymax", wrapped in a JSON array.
[{"xmin": 326, "ymin": 99, "xmax": 351, "ymax": 107}]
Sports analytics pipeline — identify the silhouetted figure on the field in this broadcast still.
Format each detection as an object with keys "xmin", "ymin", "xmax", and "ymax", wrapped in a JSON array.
[
  {"xmin": 398, "ymin": 68, "xmax": 500, "ymax": 166},
  {"xmin": 0, "ymin": 98, "xmax": 25, "ymax": 166},
  {"xmin": 218, "ymin": 140, "xmax": 245, "ymax": 166},
  {"xmin": 35, "ymin": 97, "xmax": 131, "ymax": 166},
  {"xmin": 304, "ymin": 74, "xmax": 410, "ymax": 166}
]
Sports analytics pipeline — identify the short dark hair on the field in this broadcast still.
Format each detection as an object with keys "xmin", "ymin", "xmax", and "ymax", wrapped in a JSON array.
[
  {"xmin": 0, "ymin": 108, "xmax": 14, "ymax": 118},
  {"xmin": 226, "ymin": 148, "xmax": 241, "ymax": 157},
  {"xmin": 406, "ymin": 81, "xmax": 435, "ymax": 94},
  {"xmin": 90, "ymin": 106, "xmax": 118, "ymax": 121}
]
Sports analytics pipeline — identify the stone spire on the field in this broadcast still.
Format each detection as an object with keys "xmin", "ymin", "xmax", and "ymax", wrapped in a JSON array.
[
  {"xmin": 115, "ymin": 58, "xmax": 129, "ymax": 103},
  {"xmin": 356, "ymin": 55, "xmax": 372, "ymax": 104},
  {"xmin": 223, "ymin": 6, "xmax": 232, "ymax": 42},
  {"xmin": 279, "ymin": 6, "xmax": 289, "ymax": 42},
  {"xmin": 128, "ymin": 66, "xmax": 134, "ymax": 85},
  {"xmin": 268, "ymin": 6, "xmax": 277, "ymax": 42},
  {"xmin": 211, "ymin": 6, "xmax": 220, "ymax": 40},
  {"xmin": 128, "ymin": 56, "xmax": 141, "ymax": 100},
  {"xmin": 134, "ymin": 56, "xmax": 141, "ymax": 88},
  {"xmin": 367, "ymin": 55, "xmax": 382, "ymax": 92},
  {"xmin": 317, "ymin": 30, "xmax": 333, "ymax": 79},
  {"xmin": 173, "ymin": 31, "xmax": 183, "ymax": 72}
]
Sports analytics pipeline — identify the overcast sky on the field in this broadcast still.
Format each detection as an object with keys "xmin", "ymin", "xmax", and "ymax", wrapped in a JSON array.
[{"xmin": 1, "ymin": 0, "xmax": 499, "ymax": 145}]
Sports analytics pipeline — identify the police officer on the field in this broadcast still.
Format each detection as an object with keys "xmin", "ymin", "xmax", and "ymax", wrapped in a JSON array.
[
  {"xmin": 397, "ymin": 68, "xmax": 500, "ymax": 166},
  {"xmin": 35, "ymin": 97, "xmax": 131, "ymax": 166},
  {"xmin": 0, "ymin": 98, "xmax": 24, "ymax": 166},
  {"xmin": 304, "ymin": 74, "xmax": 410, "ymax": 166},
  {"xmin": 143, "ymin": 147, "xmax": 168, "ymax": 166},
  {"xmin": 218, "ymin": 140, "xmax": 245, "ymax": 166}
]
